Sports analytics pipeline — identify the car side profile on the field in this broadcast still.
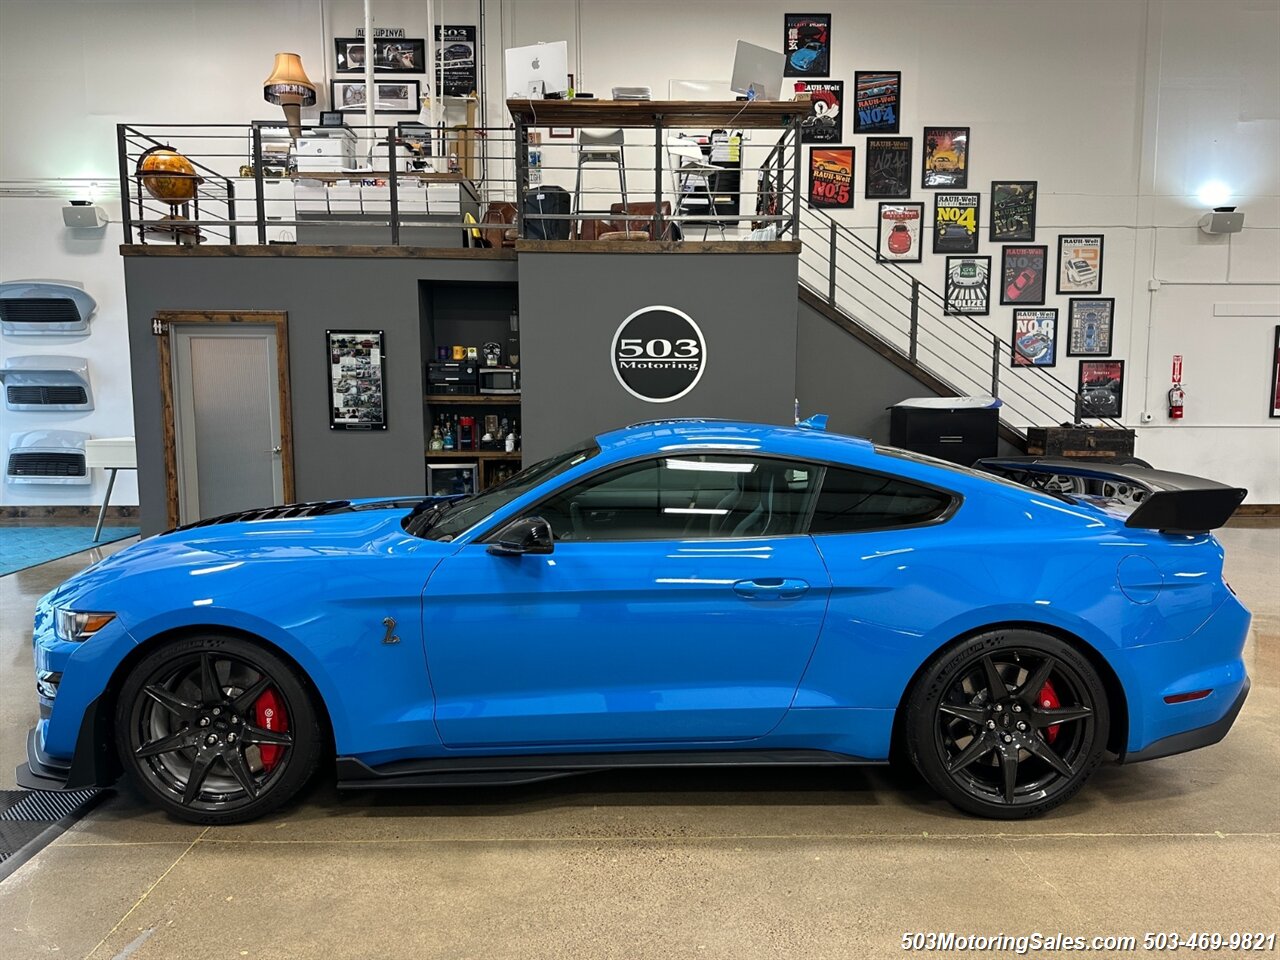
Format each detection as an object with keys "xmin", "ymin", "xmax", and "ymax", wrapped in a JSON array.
[{"xmin": 19, "ymin": 420, "xmax": 1251, "ymax": 824}]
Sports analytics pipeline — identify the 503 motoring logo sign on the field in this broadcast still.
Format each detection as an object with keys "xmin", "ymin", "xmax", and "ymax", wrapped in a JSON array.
[{"xmin": 611, "ymin": 306, "xmax": 707, "ymax": 403}]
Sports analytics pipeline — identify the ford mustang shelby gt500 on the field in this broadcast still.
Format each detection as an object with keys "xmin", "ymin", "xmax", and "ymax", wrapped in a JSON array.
[{"xmin": 19, "ymin": 419, "xmax": 1250, "ymax": 823}]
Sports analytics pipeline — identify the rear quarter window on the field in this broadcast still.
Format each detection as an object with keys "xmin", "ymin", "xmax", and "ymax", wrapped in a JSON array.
[{"xmin": 808, "ymin": 466, "xmax": 954, "ymax": 534}]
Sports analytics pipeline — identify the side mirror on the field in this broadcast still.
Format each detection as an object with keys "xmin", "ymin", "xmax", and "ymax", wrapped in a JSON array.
[{"xmin": 486, "ymin": 516, "xmax": 555, "ymax": 556}]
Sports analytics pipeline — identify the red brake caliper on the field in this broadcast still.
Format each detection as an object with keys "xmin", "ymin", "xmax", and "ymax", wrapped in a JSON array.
[
  {"xmin": 1038, "ymin": 679, "xmax": 1061, "ymax": 744},
  {"xmin": 254, "ymin": 689, "xmax": 289, "ymax": 772}
]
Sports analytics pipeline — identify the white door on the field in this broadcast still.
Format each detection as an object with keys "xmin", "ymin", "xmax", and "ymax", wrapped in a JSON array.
[{"xmin": 171, "ymin": 325, "xmax": 284, "ymax": 523}]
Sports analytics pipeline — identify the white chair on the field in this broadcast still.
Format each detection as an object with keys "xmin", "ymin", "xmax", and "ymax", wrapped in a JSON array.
[
  {"xmin": 667, "ymin": 136, "xmax": 726, "ymax": 240},
  {"xmin": 573, "ymin": 129, "xmax": 628, "ymax": 218}
]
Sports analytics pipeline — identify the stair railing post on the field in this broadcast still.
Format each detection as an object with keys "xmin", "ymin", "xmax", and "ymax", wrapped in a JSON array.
[
  {"xmin": 990, "ymin": 335, "xmax": 1001, "ymax": 399},
  {"xmin": 909, "ymin": 279, "xmax": 920, "ymax": 364},
  {"xmin": 827, "ymin": 220, "xmax": 837, "ymax": 303}
]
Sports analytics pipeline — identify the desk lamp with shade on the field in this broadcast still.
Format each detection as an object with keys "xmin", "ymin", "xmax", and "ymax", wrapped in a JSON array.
[{"xmin": 263, "ymin": 52, "xmax": 316, "ymax": 138}]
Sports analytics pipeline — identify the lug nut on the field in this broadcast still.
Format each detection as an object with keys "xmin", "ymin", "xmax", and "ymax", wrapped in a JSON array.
[
  {"xmin": 231, "ymin": 715, "xmax": 240, "ymax": 725},
  {"xmin": 986, "ymin": 720, "xmax": 997, "ymax": 730},
  {"xmin": 198, "ymin": 717, "xmax": 210, "ymax": 727},
  {"xmin": 1012, "ymin": 704, "xmax": 1022, "ymax": 713},
  {"xmin": 993, "ymin": 704, "xmax": 1003, "ymax": 713},
  {"xmin": 1003, "ymin": 734, "xmax": 1013, "ymax": 743},
  {"xmin": 205, "ymin": 734, "xmax": 218, "ymax": 746},
  {"xmin": 211, "ymin": 707, "xmax": 221, "ymax": 717},
  {"xmin": 1016, "ymin": 722, "xmax": 1027, "ymax": 731},
  {"xmin": 227, "ymin": 732, "xmax": 237, "ymax": 744}
]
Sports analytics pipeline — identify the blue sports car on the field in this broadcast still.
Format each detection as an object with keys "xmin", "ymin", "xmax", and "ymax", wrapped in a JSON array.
[{"xmin": 18, "ymin": 419, "xmax": 1251, "ymax": 823}]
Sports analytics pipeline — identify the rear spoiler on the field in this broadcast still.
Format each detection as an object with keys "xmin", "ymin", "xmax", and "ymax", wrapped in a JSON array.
[{"xmin": 977, "ymin": 457, "xmax": 1247, "ymax": 533}]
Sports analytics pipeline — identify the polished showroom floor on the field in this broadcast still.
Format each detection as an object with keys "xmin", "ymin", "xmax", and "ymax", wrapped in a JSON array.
[{"xmin": 1, "ymin": 525, "xmax": 1276, "ymax": 960}]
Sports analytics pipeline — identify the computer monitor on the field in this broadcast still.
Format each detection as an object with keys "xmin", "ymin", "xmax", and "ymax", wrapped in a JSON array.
[
  {"xmin": 729, "ymin": 40, "xmax": 785, "ymax": 101},
  {"xmin": 504, "ymin": 41, "xmax": 570, "ymax": 99}
]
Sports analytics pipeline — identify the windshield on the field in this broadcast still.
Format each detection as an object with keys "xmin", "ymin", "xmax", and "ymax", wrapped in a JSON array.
[{"xmin": 403, "ymin": 440, "xmax": 599, "ymax": 541}]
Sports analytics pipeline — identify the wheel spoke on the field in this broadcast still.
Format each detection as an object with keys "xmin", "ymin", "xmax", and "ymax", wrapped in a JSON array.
[
  {"xmin": 143, "ymin": 684, "xmax": 199, "ymax": 721},
  {"xmin": 240, "ymin": 724, "xmax": 292, "ymax": 747},
  {"xmin": 182, "ymin": 751, "xmax": 217, "ymax": 804},
  {"xmin": 221, "ymin": 747, "xmax": 259, "ymax": 798},
  {"xmin": 134, "ymin": 730, "xmax": 192, "ymax": 759},
  {"xmin": 1016, "ymin": 656, "xmax": 1056, "ymax": 703},
  {"xmin": 947, "ymin": 734, "xmax": 996, "ymax": 774},
  {"xmin": 1031, "ymin": 705, "xmax": 1092, "ymax": 727},
  {"xmin": 981, "ymin": 655, "xmax": 1008, "ymax": 699},
  {"xmin": 1022, "ymin": 733, "xmax": 1076, "ymax": 779},
  {"xmin": 198, "ymin": 653, "xmax": 222, "ymax": 704},
  {"xmin": 939, "ymin": 703, "xmax": 988, "ymax": 725},
  {"xmin": 230, "ymin": 675, "xmax": 272, "ymax": 714},
  {"xmin": 998, "ymin": 746, "xmax": 1019, "ymax": 802}
]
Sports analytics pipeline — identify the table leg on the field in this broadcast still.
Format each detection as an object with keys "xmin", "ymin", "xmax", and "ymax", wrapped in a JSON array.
[{"xmin": 93, "ymin": 468, "xmax": 117, "ymax": 543}]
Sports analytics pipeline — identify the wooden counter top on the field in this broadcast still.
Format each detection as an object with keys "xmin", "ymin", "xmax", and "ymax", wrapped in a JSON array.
[{"xmin": 506, "ymin": 98, "xmax": 804, "ymax": 129}]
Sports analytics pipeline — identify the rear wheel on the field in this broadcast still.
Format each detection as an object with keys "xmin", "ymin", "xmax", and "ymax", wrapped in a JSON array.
[
  {"xmin": 905, "ymin": 629, "xmax": 1108, "ymax": 819},
  {"xmin": 115, "ymin": 634, "xmax": 321, "ymax": 824}
]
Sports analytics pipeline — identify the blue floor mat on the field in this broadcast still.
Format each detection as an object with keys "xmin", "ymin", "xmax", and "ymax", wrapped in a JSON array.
[{"xmin": 0, "ymin": 527, "xmax": 140, "ymax": 576}]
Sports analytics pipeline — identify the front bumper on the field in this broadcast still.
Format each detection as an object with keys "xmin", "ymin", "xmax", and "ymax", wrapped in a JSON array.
[{"xmin": 15, "ymin": 697, "xmax": 118, "ymax": 791}]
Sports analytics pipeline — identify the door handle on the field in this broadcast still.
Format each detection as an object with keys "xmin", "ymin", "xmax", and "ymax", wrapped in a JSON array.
[
  {"xmin": 732, "ymin": 578, "xmax": 810, "ymax": 600},
  {"xmin": 270, "ymin": 445, "xmax": 282, "ymax": 455}
]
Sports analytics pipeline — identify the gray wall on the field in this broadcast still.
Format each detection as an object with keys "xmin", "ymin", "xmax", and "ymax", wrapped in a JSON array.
[
  {"xmin": 518, "ymin": 251, "xmax": 800, "ymax": 460},
  {"xmin": 123, "ymin": 255, "xmax": 516, "ymax": 534}
]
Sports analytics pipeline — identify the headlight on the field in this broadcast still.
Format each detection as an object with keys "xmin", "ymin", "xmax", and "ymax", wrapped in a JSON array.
[{"xmin": 54, "ymin": 609, "xmax": 115, "ymax": 642}]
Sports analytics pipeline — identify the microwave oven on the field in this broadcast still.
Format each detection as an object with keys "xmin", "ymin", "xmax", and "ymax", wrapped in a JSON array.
[{"xmin": 479, "ymin": 367, "xmax": 520, "ymax": 394}]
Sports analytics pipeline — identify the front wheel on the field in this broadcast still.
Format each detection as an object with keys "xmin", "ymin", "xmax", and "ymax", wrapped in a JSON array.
[
  {"xmin": 905, "ymin": 629, "xmax": 1109, "ymax": 819},
  {"xmin": 115, "ymin": 634, "xmax": 322, "ymax": 824}
]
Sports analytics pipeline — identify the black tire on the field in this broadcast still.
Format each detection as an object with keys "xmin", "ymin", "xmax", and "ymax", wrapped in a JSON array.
[
  {"xmin": 115, "ymin": 634, "xmax": 322, "ymax": 824},
  {"xmin": 905, "ymin": 629, "xmax": 1108, "ymax": 819}
]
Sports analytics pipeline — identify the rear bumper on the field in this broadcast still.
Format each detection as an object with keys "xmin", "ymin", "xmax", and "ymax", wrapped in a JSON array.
[{"xmin": 1122, "ymin": 677, "xmax": 1250, "ymax": 763}]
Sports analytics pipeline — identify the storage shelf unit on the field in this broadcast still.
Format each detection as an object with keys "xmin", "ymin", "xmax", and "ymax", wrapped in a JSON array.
[
  {"xmin": 423, "ymin": 394, "xmax": 521, "ymax": 405},
  {"xmin": 425, "ymin": 450, "xmax": 521, "ymax": 460}
]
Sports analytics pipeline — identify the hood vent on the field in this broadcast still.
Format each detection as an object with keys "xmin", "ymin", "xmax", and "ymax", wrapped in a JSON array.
[
  {"xmin": 0, "ymin": 281, "xmax": 97, "ymax": 335},
  {"xmin": 1, "ymin": 356, "xmax": 94, "ymax": 411},
  {"xmin": 6, "ymin": 430, "xmax": 90, "ymax": 485}
]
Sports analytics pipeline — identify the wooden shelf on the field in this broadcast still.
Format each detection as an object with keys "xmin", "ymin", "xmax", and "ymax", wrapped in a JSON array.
[
  {"xmin": 424, "ymin": 394, "xmax": 522, "ymax": 405},
  {"xmin": 426, "ymin": 450, "xmax": 521, "ymax": 460}
]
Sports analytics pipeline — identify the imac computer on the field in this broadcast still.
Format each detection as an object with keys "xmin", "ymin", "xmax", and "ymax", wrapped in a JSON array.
[
  {"xmin": 504, "ymin": 41, "xmax": 570, "ymax": 99},
  {"xmin": 729, "ymin": 40, "xmax": 785, "ymax": 101}
]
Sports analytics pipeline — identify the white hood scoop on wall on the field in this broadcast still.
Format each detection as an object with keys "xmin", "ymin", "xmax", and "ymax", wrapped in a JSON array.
[
  {"xmin": 0, "ymin": 280, "xmax": 97, "ymax": 335},
  {"xmin": 0, "ymin": 356, "xmax": 94, "ymax": 411},
  {"xmin": 6, "ymin": 430, "xmax": 91, "ymax": 484}
]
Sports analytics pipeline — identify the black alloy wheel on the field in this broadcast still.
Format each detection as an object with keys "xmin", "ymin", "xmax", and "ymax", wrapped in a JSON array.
[
  {"xmin": 906, "ymin": 630, "xmax": 1109, "ymax": 819},
  {"xmin": 116, "ymin": 635, "xmax": 321, "ymax": 824}
]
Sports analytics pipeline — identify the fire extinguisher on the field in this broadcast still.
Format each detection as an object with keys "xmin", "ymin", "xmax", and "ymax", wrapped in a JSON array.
[{"xmin": 1168, "ymin": 383, "xmax": 1185, "ymax": 419}]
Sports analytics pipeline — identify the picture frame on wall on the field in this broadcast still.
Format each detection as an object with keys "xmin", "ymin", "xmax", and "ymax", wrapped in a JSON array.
[
  {"xmin": 864, "ymin": 137, "xmax": 912, "ymax": 199},
  {"xmin": 783, "ymin": 13, "xmax": 832, "ymax": 78},
  {"xmin": 922, "ymin": 126, "xmax": 969, "ymax": 189},
  {"xmin": 1066, "ymin": 298, "xmax": 1116, "ymax": 356},
  {"xmin": 1011, "ymin": 308, "xmax": 1058, "ymax": 368},
  {"xmin": 801, "ymin": 81, "xmax": 844, "ymax": 144},
  {"xmin": 808, "ymin": 147, "xmax": 855, "ymax": 209},
  {"xmin": 933, "ymin": 192, "xmax": 980, "ymax": 254},
  {"xmin": 999, "ymin": 244, "xmax": 1048, "ymax": 306},
  {"xmin": 876, "ymin": 202, "xmax": 924, "ymax": 263},
  {"xmin": 327, "ymin": 330, "xmax": 387, "ymax": 431},
  {"xmin": 944, "ymin": 256, "xmax": 991, "ymax": 316},
  {"xmin": 1078, "ymin": 359, "xmax": 1125, "ymax": 419},
  {"xmin": 1057, "ymin": 234, "xmax": 1105, "ymax": 295},
  {"xmin": 990, "ymin": 181, "xmax": 1038, "ymax": 241},
  {"xmin": 335, "ymin": 38, "xmax": 427, "ymax": 73},
  {"xmin": 330, "ymin": 79, "xmax": 421, "ymax": 114},
  {"xmin": 852, "ymin": 71, "xmax": 901, "ymax": 134},
  {"xmin": 1271, "ymin": 326, "xmax": 1280, "ymax": 418}
]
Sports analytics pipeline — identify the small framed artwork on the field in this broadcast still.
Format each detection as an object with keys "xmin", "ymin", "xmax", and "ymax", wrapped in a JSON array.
[
  {"xmin": 1078, "ymin": 359, "xmax": 1125, "ymax": 419},
  {"xmin": 330, "ymin": 79, "xmax": 421, "ymax": 114},
  {"xmin": 784, "ymin": 13, "xmax": 832, "ymax": 77},
  {"xmin": 801, "ymin": 81, "xmax": 845, "ymax": 144},
  {"xmin": 944, "ymin": 256, "xmax": 991, "ymax": 316},
  {"xmin": 922, "ymin": 126, "xmax": 969, "ymax": 189},
  {"xmin": 1000, "ymin": 244, "xmax": 1049, "ymax": 305},
  {"xmin": 427, "ymin": 462, "xmax": 479, "ymax": 496},
  {"xmin": 1057, "ymin": 234, "xmax": 1105, "ymax": 295},
  {"xmin": 1271, "ymin": 326, "xmax": 1280, "ymax": 418},
  {"xmin": 548, "ymin": 127, "xmax": 575, "ymax": 139},
  {"xmin": 876, "ymin": 202, "xmax": 924, "ymax": 263},
  {"xmin": 1011, "ymin": 308, "xmax": 1058, "ymax": 367},
  {"xmin": 865, "ymin": 137, "xmax": 912, "ymax": 199},
  {"xmin": 327, "ymin": 330, "xmax": 387, "ymax": 431},
  {"xmin": 933, "ymin": 192, "xmax": 980, "ymax": 254},
  {"xmin": 1066, "ymin": 298, "xmax": 1116, "ymax": 356},
  {"xmin": 853, "ymin": 71, "xmax": 901, "ymax": 134},
  {"xmin": 808, "ymin": 147, "xmax": 855, "ymax": 209},
  {"xmin": 990, "ymin": 181, "xmax": 1038, "ymax": 241},
  {"xmin": 335, "ymin": 38, "xmax": 427, "ymax": 73}
]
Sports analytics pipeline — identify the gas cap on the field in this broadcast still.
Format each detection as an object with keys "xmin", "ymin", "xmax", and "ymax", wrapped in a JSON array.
[{"xmin": 1117, "ymin": 555, "xmax": 1162, "ymax": 604}]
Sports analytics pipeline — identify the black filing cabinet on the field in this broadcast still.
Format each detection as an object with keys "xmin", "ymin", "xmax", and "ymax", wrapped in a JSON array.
[{"xmin": 889, "ymin": 402, "xmax": 1000, "ymax": 466}]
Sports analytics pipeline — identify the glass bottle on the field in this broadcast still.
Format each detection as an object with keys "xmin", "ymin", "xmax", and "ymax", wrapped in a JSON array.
[{"xmin": 429, "ymin": 424, "xmax": 443, "ymax": 451}]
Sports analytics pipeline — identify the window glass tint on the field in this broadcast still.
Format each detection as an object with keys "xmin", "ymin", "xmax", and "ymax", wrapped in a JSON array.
[
  {"xmin": 809, "ymin": 466, "xmax": 952, "ymax": 533},
  {"xmin": 532, "ymin": 455, "xmax": 818, "ymax": 541}
]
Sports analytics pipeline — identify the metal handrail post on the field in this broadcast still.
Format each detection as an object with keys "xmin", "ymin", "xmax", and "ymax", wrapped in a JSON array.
[
  {"xmin": 909, "ymin": 279, "xmax": 920, "ymax": 364},
  {"xmin": 990, "ymin": 335, "xmax": 1001, "ymax": 398},
  {"xmin": 386, "ymin": 129, "xmax": 401, "ymax": 246},
  {"xmin": 116, "ymin": 125, "xmax": 134, "ymax": 244},
  {"xmin": 827, "ymin": 221, "xmax": 837, "ymax": 303},
  {"xmin": 653, "ymin": 115, "xmax": 664, "ymax": 238},
  {"xmin": 251, "ymin": 123, "xmax": 266, "ymax": 245}
]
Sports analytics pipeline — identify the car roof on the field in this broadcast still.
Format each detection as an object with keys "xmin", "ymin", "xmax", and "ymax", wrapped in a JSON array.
[{"xmin": 595, "ymin": 419, "xmax": 875, "ymax": 462}]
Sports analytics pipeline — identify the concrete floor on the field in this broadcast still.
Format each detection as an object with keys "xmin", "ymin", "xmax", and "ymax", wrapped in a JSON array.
[{"xmin": 0, "ymin": 527, "xmax": 1276, "ymax": 960}]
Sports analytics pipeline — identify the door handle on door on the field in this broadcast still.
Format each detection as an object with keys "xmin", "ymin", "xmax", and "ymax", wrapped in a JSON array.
[
  {"xmin": 732, "ymin": 578, "xmax": 810, "ymax": 600},
  {"xmin": 270, "ymin": 445, "xmax": 282, "ymax": 455}
]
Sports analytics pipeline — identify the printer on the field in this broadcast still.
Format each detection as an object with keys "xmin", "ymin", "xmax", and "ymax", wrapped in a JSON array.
[{"xmin": 294, "ymin": 125, "xmax": 358, "ymax": 172}]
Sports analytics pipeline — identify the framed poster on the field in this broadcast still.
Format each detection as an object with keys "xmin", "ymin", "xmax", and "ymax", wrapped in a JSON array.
[
  {"xmin": 1270, "ymin": 326, "xmax": 1280, "ymax": 418},
  {"xmin": 877, "ymin": 203, "xmax": 924, "ymax": 263},
  {"xmin": 808, "ymin": 148, "xmax": 854, "ymax": 209},
  {"xmin": 853, "ymin": 71, "xmax": 901, "ymax": 134},
  {"xmin": 922, "ymin": 126, "xmax": 969, "ymax": 189},
  {"xmin": 1000, "ymin": 245, "xmax": 1048, "ymax": 305},
  {"xmin": 865, "ymin": 137, "xmax": 912, "ymax": 199},
  {"xmin": 335, "ymin": 37, "xmax": 426, "ymax": 73},
  {"xmin": 1011, "ymin": 308, "xmax": 1058, "ymax": 367},
  {"xmin": 933, "ymin": 192, "xmax": 980, "ymax": 253},
  {"xmin": 1078, "ymin": 359, "xmax": 1125, "ymax": 419},
  {"xmin": 1066, "ymin": 298, "xmax": 1115, "ymax": 356},
  {"xmin": 327, "ymin": 330, "xmax": 387, "ymax": 431},
  {"xmin": 434, "ymin": 25, "xmax": 477, "ymax": 96},
  {"xmin": 784, "ymin": 14, "xmax": 831, "ymax": 77},
  {"xmin": 944, "ymin": 256, "xmax": 991, "ymax": 316},
  {"xmin": 801, "ymin": 81, "xmax": 844, "ymax": 144},
  {"xmin": 1057, "ymin": 234, "xmax": 1105, "ymax": 295},
  {"xmin": 331, "ymin": 79, "xmax": 421, "ymax": 114},
  {"xmin": 990, "ymin": 181, "xmax": 1038, "ymax": 241}
]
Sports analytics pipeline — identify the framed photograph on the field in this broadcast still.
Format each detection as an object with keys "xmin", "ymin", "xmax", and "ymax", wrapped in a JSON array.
[
  {"xmin": 1057, "ymin": 234, "xmax": 1105, "ymax": 295},
  {"xmin": 853, "ymin": 71, "xmax": 901, "ymax": 134},
  {"xmin": 991, "ymin": 181, "xmax": 1038, "ymax": 241},
  {"xmin": 1270, "ymin": 326, "xmax": 1280, "ymax": 418},
  {"xmin": 1000, "ymin": 245, "xmax": 1048, "ymax": 305},
  {"xmin": 1078, "ymin": 359, "xmax": 1125, "ymax": 419},
  {"xmin": 865, "ymin": 137, "xmax": 912, "ymax": 199},
  {"xmin": 877, "ymin": 202, "xmax": 924, "ymax": 263},
  {"xmin": 335, "ymin": 37, "xmax": 427, "ymax": 73},
  {"xmin": 434, "ymin": 25, "xmax": 477, "ymax": 96},
  {"xmin": 944, "ymin": 256, "xmax": 991, "ymax": 316},
  {"xmin": 784, "ymin": 13, "xmax": 832, "ymax": 78},
  {"xmin": 327, "ymin": 330, "xmax": 387, "ymax": 431},
  {"xmin": 922, "ymin": 126, "xmax": 969, "ymax": 189},
  {"xmin": 1011, "ymin": 308, "xmax": 1058, "ymax": 367},
  {"xmin": 808, "ymin": 147, "xmax": 854, "ymax": 209},
  {"xmin": 330, "ymin": 80, "xmax": 420, "ymax": 114},
  {"xmin": 1066, "ymin": 298, "xmax": 1116, "ymax": 356},
  {"xmin": 801, "ymin": 81, "xmax": 844, "ymax": 145},
  {"xmin": 933, "ymin": 192, "xmax": 980, "ymax": 254},
  {"xmin": 427, "ymin": 462, "xmax": 478, "ymax": 497},
  {"xmin": 548, "ymin": 127, "xmax": 575, "ymax": 139}
]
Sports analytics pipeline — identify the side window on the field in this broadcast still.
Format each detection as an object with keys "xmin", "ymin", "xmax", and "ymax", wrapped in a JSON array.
[
  {"xmin": 533, "ymin": 455, "xmax": 818, "ymax": 541},
  {"xmin": 808, "ymin": 466, "xmax": 952, "ymax": 534}
]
